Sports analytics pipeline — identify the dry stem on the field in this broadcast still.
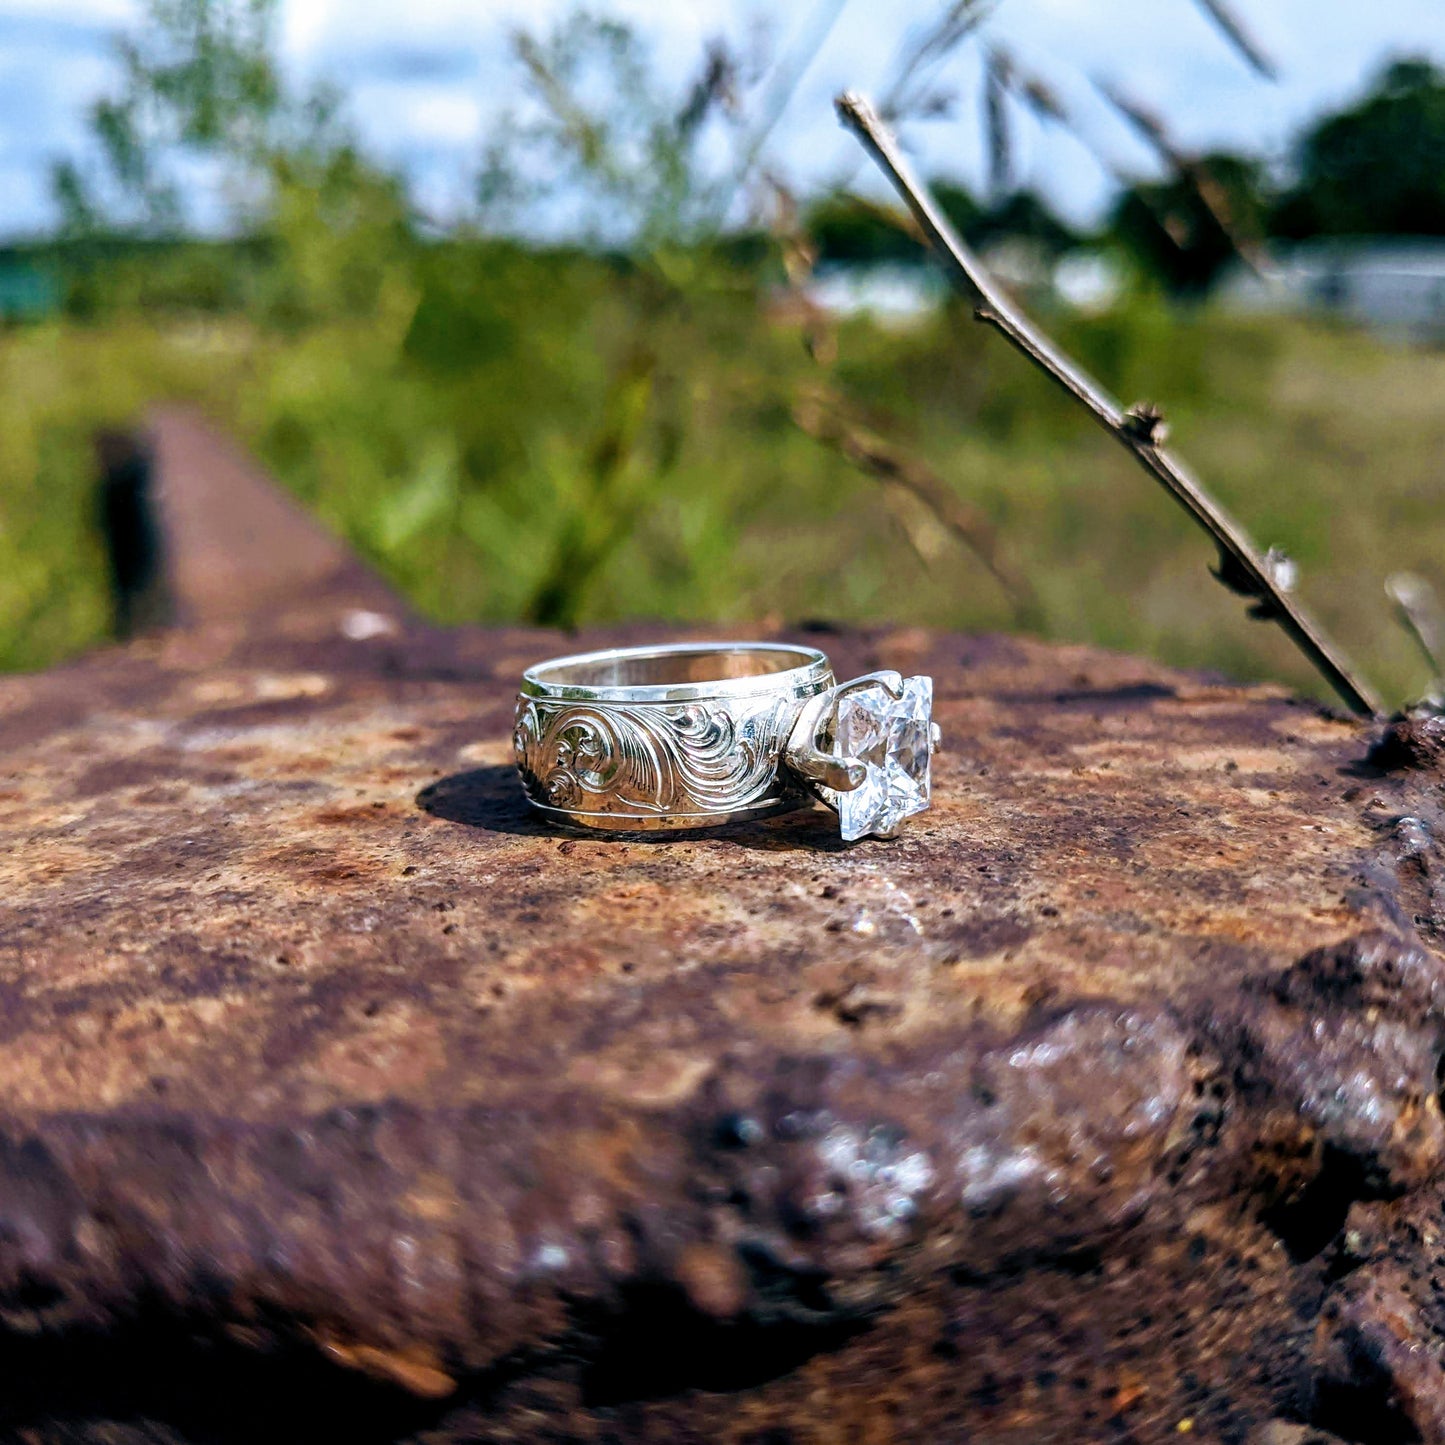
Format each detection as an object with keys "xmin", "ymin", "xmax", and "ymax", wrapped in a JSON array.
[
  {"xmin": 835, "ymin": 90, "xmax": 1381, "ymax": 719},
  {"xmin": 1094, "ymin": 79, "xmax": 1265, "ymax": 275},
  {"xmin": 1190, "ymin": 0, "xmax": 1278, "ymax": 80},
  {"xmin": 793, "ymin": 387, "xmax": 1043, "ymax": 628},
  {"xmin": 1387, "ymin": 572, "xmax": 1445, "ymax": 704}
]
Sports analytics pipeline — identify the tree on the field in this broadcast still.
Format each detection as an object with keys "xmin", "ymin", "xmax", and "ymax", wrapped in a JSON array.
[
  {"xmin": 806, "ymin": 181, "xmax": 1076, "ymax": 269},
  {"xmin": 967, "ymin": 190, "xmax": 1078, "ymax": 257},
  {"xmin": 806, "ymin": 193, "xmax": 920, "ymax": 267},
  {"xmin": 476, "ymin": 14, "xmax": 745, "ymax": 252},
  {"xmin": 52, "ymin": 0, "xmax": 282, "ymax": 235},
  {"xmin": 1272, "ymin": 58, "xmax": 1445, "ymax": 239},
  {"xmin": 49, "ymin": 0, "xmax": 412, "ymax": 323},
  {"xmin": 1109, "ymin": 153, "xmax": 1268, "ymax": 294}
]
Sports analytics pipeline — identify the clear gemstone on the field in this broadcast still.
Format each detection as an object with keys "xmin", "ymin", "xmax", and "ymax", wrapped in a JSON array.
[{"xmin": 834, "ymin": 676, "xmax": 933, "ymax": 841}]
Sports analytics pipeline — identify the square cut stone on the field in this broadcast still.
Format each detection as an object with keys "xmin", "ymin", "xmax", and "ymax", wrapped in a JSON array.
[{"xmin": 835, "ymin": 675, "xmax": 933, "ymax": 841}]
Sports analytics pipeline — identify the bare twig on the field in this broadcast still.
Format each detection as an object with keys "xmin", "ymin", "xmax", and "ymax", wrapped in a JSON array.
[
  {"xmin": 835, "ymin": 91, "xmax": 1382, "ymax": 719},
  {"xmin": 1008, "ymin": 63, "xmax": 1067, "ymax": 126},
  {"xmin": 980, "ymin": 47, "xmax": 1140, "ymax": 200},
  {"xmin": 880, "ymin": 0, "xmax": 993, "ymax": 122},
  {"xmin": 767, "ymin": 169, "xmax": 1036, "ymax": 621},
  {"xmin": 676, "ymin": 41, "xmax": 739, "ymax": 137},
  {"xmin": 1093, "ymin": 78, "xmax": 1189, "ymax": 171},
  {"xmin": 1190, "ymin": 0, "xmax": 1278, "ymax": 80},
  {"xmin": 983, "ymin": 48, "xmax": 1011, "ymax": 200},
  {"xmin": 729, "ymin": 0, "xmax": 850, "ymax": 199},
  {"xmin": 984, "ymin": 47, "xmax": 1182, "ymax": 198},
  {"xmin": 1094, "ymin": 78, "xmax": 1264, "ymax": 274},
  {"xmin": 764, "ymin": 174, "xmax": 837, "ymax": 365},
  {"xmin": 793, "ymin": 386, "xmax": 1043, "ymax": 627},
  {"xmin": 514, "ymin": 33, "xmax": 613, "ymax": 179},
  {"xmin": 1387, "ymin": 573, "xmax": 1445, "ymax": 705}
]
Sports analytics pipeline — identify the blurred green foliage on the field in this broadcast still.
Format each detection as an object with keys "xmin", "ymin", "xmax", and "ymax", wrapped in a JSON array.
[
  {"xmin": 1110, "ymin": 153, "xmax": 1270, "ymax": 295},
  {"xmin": 53, "ymin": 0, "xmax": 286, "ymax": 236},
  {"xmin": 5, "ymin": 257, "xmax": 1445, "ymax": 708},
  {"xmin": 810, "ymin": 184, "xmax": 1080, "ymax": 269},
  {"xmin": 4, "ymin": 2, "xmax": 1444, "ymax": 714},
  {"xmin": 1273, "ymin": 59, "xmax": 1445, "ymax": 240}
]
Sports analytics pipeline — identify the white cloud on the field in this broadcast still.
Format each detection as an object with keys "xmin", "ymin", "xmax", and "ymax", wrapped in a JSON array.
[
  {"xmin": 3, "ymin": 0, "xmax": 1445, "ymax": 236},
  {"xmin": 0, "ymin": 0, "xmax": 135, "ymax": 20},
  {"xmin": 351, "ymin": 82, "xmax": 482, "ymax": 148}
]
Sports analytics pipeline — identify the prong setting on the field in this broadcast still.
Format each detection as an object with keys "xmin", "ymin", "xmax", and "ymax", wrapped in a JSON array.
[
  {"xmin": 784, "ymin": 692, "xmax": 867, "ymax": 793},
  {"xmin": 785, "ymin": 673, "xmax": 935, "ymax": 841},
  {"xmin": 833, "ymin": 670, "xmax": 905, "ymax": 702}
]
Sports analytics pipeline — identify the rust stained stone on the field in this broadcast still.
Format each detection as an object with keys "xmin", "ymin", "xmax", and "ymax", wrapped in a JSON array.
[{"xmin": 0, "ymin": 414, "xmax": 1442, "ymax": 1441}]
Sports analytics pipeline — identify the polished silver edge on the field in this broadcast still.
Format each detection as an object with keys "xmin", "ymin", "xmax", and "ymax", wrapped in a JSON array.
[{"xmin": 521, "ymin": 641, "xmax": 833, "ymax": 704}]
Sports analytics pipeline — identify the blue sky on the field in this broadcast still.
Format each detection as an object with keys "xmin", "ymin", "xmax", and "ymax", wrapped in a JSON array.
[{"xmin": 2, "ymin": 0, "xmax": 1443, "ymax": 238}]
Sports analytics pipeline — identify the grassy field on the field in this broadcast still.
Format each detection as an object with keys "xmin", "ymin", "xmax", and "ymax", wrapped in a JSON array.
[{"xmin": 2, "ymin": 248, "xmax": 1442, "ymax": 711}]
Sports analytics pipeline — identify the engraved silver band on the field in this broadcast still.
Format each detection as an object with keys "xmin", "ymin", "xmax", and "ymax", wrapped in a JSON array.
[{"xmin": 513, "ymin": 643, "xmax": 835, "ymax": 830}]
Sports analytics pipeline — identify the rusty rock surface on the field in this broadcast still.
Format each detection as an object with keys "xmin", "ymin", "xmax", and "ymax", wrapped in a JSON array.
[
  {"xmin": 1, "ymin": 418, "xmax": 1445, "ymax": 1443},
  {"xmin": 3, "ymin": 618, "xmax": 1445, "ymax": 1445}
]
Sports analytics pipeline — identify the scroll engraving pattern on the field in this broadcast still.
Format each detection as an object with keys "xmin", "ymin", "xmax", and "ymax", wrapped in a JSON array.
[{"xmin": 513, "ymin": 696, "xmax": 792, "ymax": 815}]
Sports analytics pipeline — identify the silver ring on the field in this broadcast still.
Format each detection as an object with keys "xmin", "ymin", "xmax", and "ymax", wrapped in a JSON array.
[{"xmin": 512, "ymin": 642, "xmax": 939, "ymax": 839}]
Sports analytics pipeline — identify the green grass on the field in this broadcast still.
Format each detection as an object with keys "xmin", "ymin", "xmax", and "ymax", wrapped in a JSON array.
[{"xmin": 3, "ymin": 248, "xmax": 1442, "ymax": 711}]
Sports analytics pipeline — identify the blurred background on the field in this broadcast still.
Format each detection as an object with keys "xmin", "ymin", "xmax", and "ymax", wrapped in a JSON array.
[{"xmin": 2, "ymin": 0, "xmax": 1444, "ymax": 705}]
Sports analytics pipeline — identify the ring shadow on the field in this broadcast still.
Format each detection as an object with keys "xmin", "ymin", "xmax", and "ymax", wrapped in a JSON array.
[{"xmin": 415, "ymin": 766, "xmax": 853, "ymax": 853}]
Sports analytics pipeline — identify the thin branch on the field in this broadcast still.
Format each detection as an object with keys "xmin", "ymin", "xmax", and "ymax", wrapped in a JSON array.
[
  {"xmin": 978, "ymin": 46, "xmax": 1140, "ymax": 201},
  {"xmin": 1095, "ymin": 77, "xmax": 1264, "ymax": 273},
  {"xmin": 1387, "ymin": 573, "xmax": 1445, "ymax": 705},
  {"xmin": 1190, "ymin": 0, "xmax": 1278, "ymax": 81},
  {"xmin": 767, "ymin": 168, "xmax": 1037, "ymax": 623},
  {"xmin": 513, "ymin": 33, "xmax": 614, "ymax": 180},
  {"xmin": 762, "ymin": 172, "xmax": 837, "ymax": 364},
  {"xmin": 1093, "ymin": 78, "xmax": 1190, "ymax": 170},
  {"xmin": 834, "ymin": 90, "xmax": 1382, "ymax": 719},
  {"xmin": 880, "ymin": 0, "xmax": 993, "ymax": 122},
  {"xmin": 676, "ymin": 41, "xmax": 739, "ymax": 138},
  {"xmin": 983, "ymin": 48, "xmax": 1011, "ymax": 200},
  {"xmin": 985, "ymin": 46, "xmax": 1184, "ymax": 199},
  {"xmin": 793, "ymin": 386, "xmax": 1043, "ymax": 628},
  {"xmin": 1005, "ymin": 58, "xmax": 1067, "ymax": 127},
  {"xmin": 728, "ymin": 0, "xmax": 850, "ymax": 200}
]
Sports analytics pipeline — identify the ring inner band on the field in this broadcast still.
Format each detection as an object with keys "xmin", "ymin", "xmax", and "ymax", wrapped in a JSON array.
[{"xmin": 521, "ymin": 643, "xmax": 831, "ymax": 703}]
